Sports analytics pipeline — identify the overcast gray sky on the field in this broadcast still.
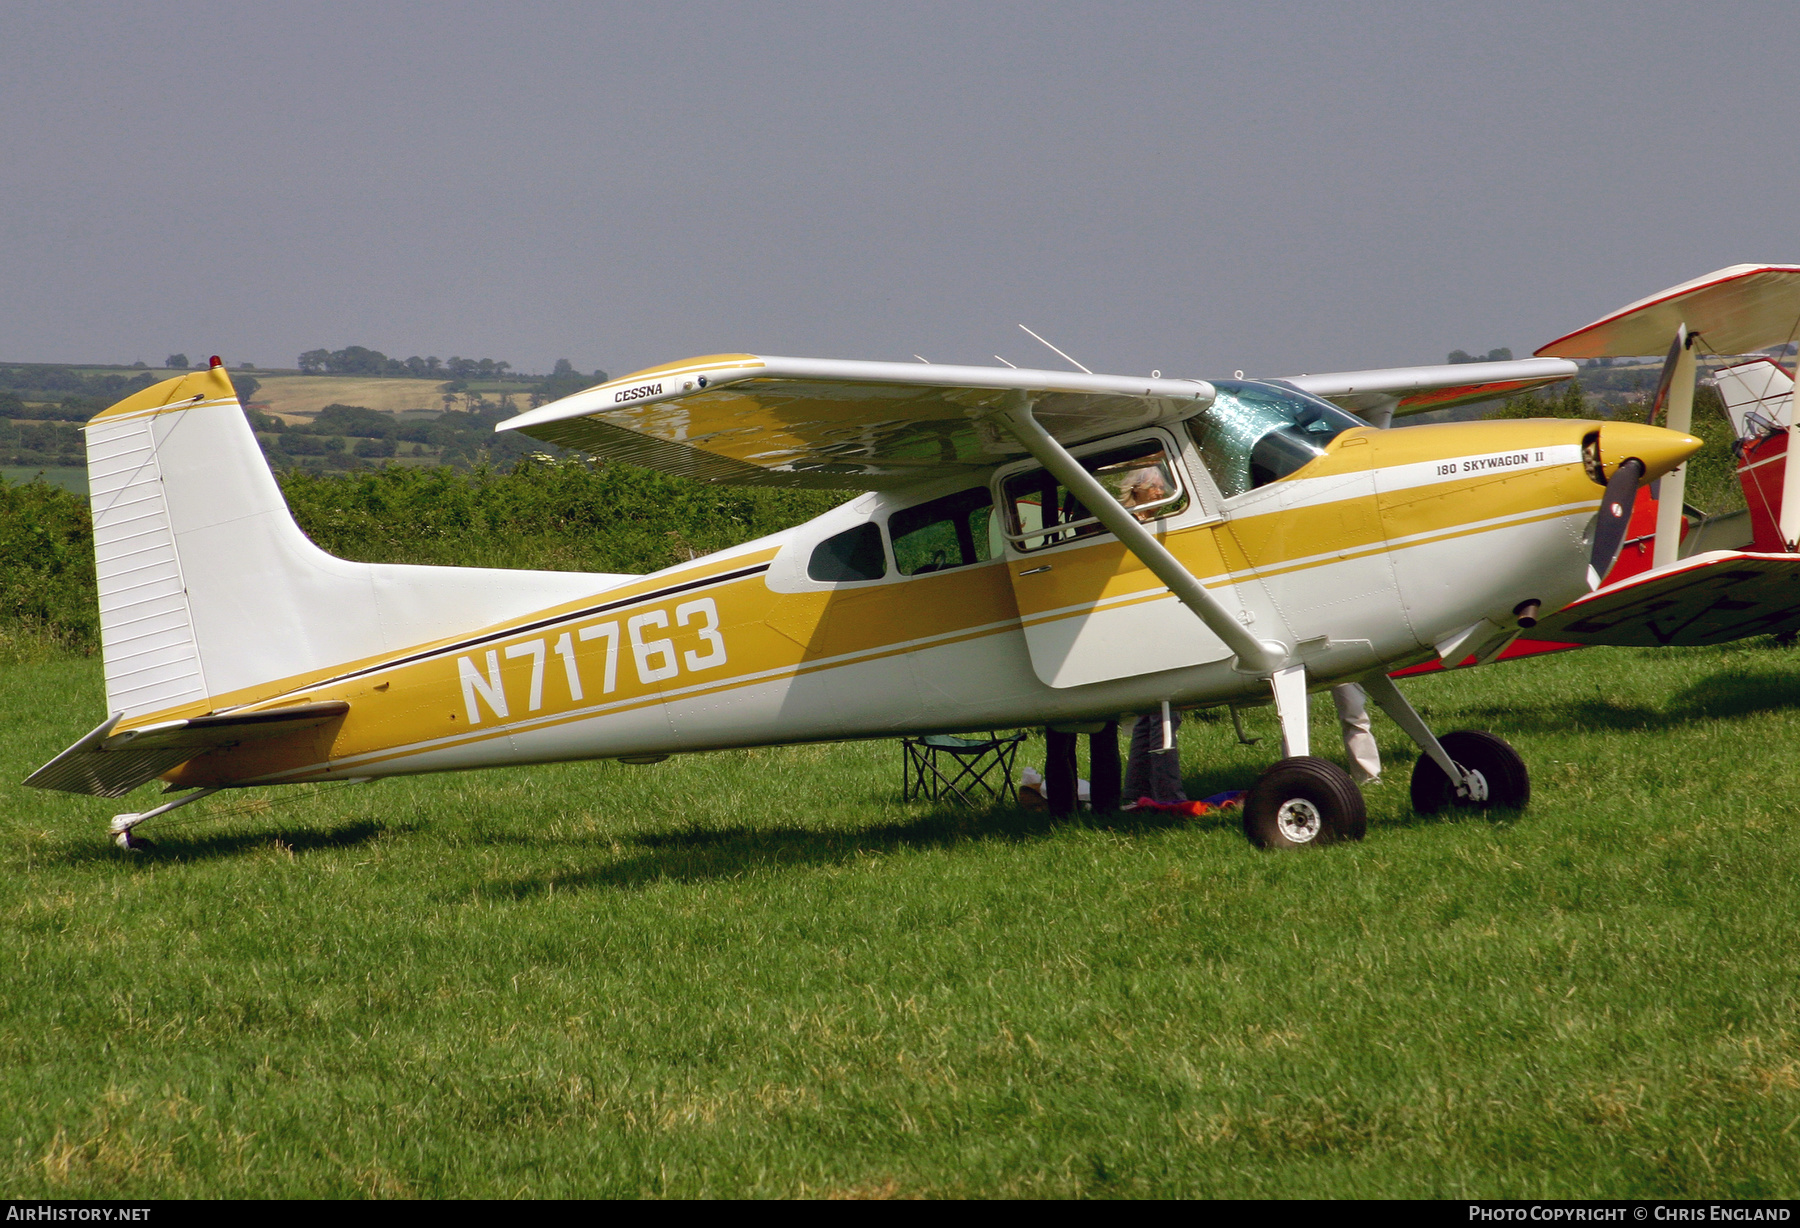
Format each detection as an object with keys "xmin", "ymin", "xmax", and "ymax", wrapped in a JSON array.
[{"xmin": 2, "ymin": 1, "xmax": 1793, "ymax": 380}]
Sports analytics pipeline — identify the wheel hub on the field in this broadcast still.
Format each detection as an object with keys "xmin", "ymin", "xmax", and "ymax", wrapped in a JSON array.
[
  {"xmin": 1456, "ymin": 767, "xmax": 1490, "ymax": 803},
  {"xmin": 1276, "ymin": 797, "xmax": 1322, "ymax": 843}
]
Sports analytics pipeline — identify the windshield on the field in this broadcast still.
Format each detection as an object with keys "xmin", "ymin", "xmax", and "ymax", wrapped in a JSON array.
[{"xmin": 1187, "ymin": 380, "xmax": 1365, "ymax": 498}]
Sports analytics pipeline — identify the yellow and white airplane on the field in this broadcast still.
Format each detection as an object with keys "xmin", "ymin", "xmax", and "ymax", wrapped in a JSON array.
[{"xmin": 26, "ymin": 345, "xmax": 1700, "ymax": 849}]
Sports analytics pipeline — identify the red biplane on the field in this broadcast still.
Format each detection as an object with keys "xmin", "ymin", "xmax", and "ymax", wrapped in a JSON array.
[{"xmin": 1388, "ymin": 265, "xmax": 1800, "ymax": 675}]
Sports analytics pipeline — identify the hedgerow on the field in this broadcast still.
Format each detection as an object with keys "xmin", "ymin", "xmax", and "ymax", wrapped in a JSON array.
[{"xmin": 0, "ymin": 458, "xmax": 846, "ymax": 657}]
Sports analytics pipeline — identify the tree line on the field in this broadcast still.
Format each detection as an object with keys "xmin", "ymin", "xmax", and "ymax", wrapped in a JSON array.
[
  {"xmin": 0, "ymin": 367, "xmax": 159, "ymax": 421},
  {"xmin": 0, "ymin": 356, "xmax": 602, "ymax": 435},
  {"xmin": 295, "ymin": 346, "xmax": 607, "ymax": 383},
  {"xmin": 0, "ymin": 366, "xmax": 259, "ymax": 423},
  {"xmin": 0, "ymin": 457, "xmax": 845, "ymax": 656},
  {"xmin": 297, "ymin": 347, "xmax": 511, "ymax": 379}
]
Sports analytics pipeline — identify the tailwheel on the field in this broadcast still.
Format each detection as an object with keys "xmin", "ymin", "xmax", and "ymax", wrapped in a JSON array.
[
  {"xmin": 1409, "ymin": 730, "xmax": 1529, "ymax": 814},
  {"xmin": 1243, "ymin": 756, "xmax": 1367, "ymax": 849}
]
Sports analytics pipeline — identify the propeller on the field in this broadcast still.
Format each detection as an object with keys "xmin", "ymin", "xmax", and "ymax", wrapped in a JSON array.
[
  {"xmin": 1645, "ymin": 324, "xmax": 1688, "ymax": 427},
  {"xmin": 1588, "ymin": 457, "xmax": 1646, "ymax": 589}
]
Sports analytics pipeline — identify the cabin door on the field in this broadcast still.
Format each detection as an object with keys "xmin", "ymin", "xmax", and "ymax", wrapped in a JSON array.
[{"xmin": 998, "ymin": 430, "xmax": 1241, "ymax": 689}]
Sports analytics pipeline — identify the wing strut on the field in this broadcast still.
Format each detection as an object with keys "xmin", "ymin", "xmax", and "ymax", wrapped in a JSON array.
[
  {"xmin": 1361, "ymin": 673, "xmax": 1463, "ymax": 786},
  {"xmin": 1783, "ymin": 360, "xmax": 1800, "ymax": 551},
  {"xmin": 987, "ymin": 394, "xmax": 1285, "ymax": 675}
]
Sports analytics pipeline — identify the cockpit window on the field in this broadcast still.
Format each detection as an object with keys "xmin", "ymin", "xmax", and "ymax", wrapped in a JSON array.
[
  {"xmin": 1187, "ymin": 380, "xmax": 1365, "ymax": 499},
  {"xmin": 1001, "ymin": 438, "xmax": 1188, "ymax": 552}
]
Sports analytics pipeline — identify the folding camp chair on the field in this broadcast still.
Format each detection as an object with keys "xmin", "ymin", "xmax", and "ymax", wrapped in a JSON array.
[{"xmin": 901, "ymin": 731, "xmax": 1028, "ymax": 807}]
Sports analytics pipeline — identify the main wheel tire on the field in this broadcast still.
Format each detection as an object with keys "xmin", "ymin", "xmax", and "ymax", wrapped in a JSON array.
[
  {"xmin": 1243, "ymin": 756, "xmax": 1367, "ymax": 849},
  {"xmin": 1409, "ymin": 729, "xmax": 1529, "ymax": 814}
]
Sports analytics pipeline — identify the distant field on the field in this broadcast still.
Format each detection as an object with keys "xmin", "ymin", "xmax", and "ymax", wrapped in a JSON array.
[
  {"xmin": 4, "ymin": 642, "xmax": 1800, "ymax": 1197},
  {"xmin": 246, "ymin": 374, "xmax": 463, "ymax": 421},
  {"xmin": 1, "ymin": 466, "xmax": 85, "ymax": 495}
]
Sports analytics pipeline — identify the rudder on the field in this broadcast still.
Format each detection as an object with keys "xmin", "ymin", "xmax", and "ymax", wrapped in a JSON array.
[{"xmin": 85, "ymin": 364, "xmax": 242, "ymax": 720}]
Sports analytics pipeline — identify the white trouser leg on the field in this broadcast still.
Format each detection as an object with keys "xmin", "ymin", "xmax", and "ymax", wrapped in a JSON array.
[{"xmin": 1332, "ymin": 682, "xmax": 1381, "ymax": 784}]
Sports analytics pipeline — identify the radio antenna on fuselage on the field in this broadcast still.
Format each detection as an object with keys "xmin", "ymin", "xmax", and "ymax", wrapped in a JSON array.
[{"xmin": 1018, "ymin": 324, "xmax": 1093, "ymax": 374}]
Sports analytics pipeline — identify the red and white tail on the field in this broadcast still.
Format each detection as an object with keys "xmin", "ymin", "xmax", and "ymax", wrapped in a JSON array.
[
  {"xmin": 1714, "ymin": 358, "xmax": 1797, "ymax": 552},
  {"xmin": 1715, "ymin": 358, "xmax": 1792, "ymax": 439}
]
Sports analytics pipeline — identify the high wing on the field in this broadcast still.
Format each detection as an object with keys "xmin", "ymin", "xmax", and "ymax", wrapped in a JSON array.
[
  {"xmin": 1530, "ymin": 551, "xmax": 1800, "ymax": 647},
  {"xmin": 25, "ymin": 702, "xmax": 350, "ymax": 798},
  {"xmin": 1536, "ymin": 264, "xmax": 1800, "ymax": 357},
  {"xmin": 1281, "ymin": 357, "xmax": 1578, "ymax": 421},
  {"xmin": 498, "ymin": 354, "xmax": 1213, "ymax": 489}
]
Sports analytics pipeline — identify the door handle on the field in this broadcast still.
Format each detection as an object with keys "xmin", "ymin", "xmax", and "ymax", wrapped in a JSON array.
[{"xmin": 1019, "ymin": 565, "xmax": 1052, "ymax": 576}]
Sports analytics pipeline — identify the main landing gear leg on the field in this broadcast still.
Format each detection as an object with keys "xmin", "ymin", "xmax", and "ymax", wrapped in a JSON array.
[
  {"xmin": 1269, "ymin": 664, "xmax": 1309, "ymax": 758},
  {"xmin": 1359, "ymin": 673, "xmax": 1529, "ymax": 813},
  {"xmin": 1242, "ymin": 664, "xmax": 1367, "ymax": 849}
]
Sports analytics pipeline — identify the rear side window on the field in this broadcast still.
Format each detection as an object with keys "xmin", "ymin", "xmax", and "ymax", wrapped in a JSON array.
[
  {"xmin": 890, "ymin": 487, "xmax": 995, "ymax": 576},
  {"xmin": 808, "ymin": 523, "xmax": 887, "ymax": 582}
]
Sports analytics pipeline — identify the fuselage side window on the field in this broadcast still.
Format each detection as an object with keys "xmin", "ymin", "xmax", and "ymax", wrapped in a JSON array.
[
  {"xmin": 1187, "ymin": 380, "xmax": 1364, "ymax": 499},
  {"xmin": 890, "ymin": 487, "xmax": 995, "ymax": 576},
  {"xmin": 807, "ymin": 522, "xmax": 887, "ymax": 582},
  {"xmin": 1000, "ymin": 438, "xmax": 1188, "ymax": 553}
]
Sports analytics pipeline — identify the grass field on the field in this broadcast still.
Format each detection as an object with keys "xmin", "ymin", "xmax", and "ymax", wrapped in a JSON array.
[{"xmin": 4, "ymin": 642, "xmax": 1800, "ymax": 1198}]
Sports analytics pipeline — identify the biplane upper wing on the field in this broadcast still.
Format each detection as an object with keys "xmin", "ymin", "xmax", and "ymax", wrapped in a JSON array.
[
  {"xmin": 1529, "ymin": 550, "xmax": 1800, "ymax": 647},
  {"xmin": 1536, "ymin": 264, "xmax": 1800, "ymax": 358},
  {"xmin": 497, "ymin": 354, "xmax": 1214, "ymax": 489},
  {"xmin": 1282, "ymin": 357, "xmax": 1578, "ymax": 420}
]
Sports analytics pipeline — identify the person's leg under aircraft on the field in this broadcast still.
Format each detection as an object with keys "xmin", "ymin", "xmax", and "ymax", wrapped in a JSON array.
[
  {"xmin": 1045, "ymin": 727, "xmax": 1080, "ymax": 815},
  {"xmin": 1124, "ymin": 710, "xmax": 1186, "ymax": 804},
  {"xmin": 1088, "ymin": 721, "xmax": 1121, "ymax": 813},
  {"xmin": 1332, "ymin": 682, "xmax": 1381, "ymax": 785}
]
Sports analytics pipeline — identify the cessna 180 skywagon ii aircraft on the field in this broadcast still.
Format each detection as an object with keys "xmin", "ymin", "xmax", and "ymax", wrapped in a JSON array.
[{"xmin": 26, "ymin": 334, "xmax": 1702, "ymax": 850}]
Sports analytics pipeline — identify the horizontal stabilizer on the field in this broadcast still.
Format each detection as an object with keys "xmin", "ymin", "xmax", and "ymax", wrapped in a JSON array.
[
  {"xmin": 24, "ymin": 701, "xmax": 349, "ymax": 798},
  {"xmin": 1530, "ymin": 551, "xmax": 1800, "ymax": 647}
]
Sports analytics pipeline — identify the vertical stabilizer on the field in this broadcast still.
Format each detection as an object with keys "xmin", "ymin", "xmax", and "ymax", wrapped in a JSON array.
[
  {"xmin": 1713, "ymin": 358, "xmax": 1793, "ymax": 439},
  {"xmin": 1715, "ymin": 359, "xmax": 1798, "ymax": 553},
  {"xmin": 83, "ymin": 363, "xmax": 628, "ymax": 725}
]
